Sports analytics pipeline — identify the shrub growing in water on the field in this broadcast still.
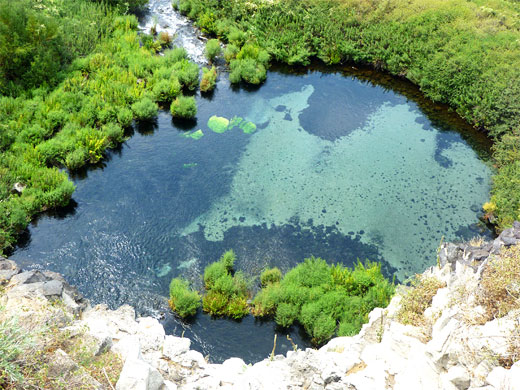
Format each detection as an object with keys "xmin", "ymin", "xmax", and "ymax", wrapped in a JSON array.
[
  {"xmin": 252, "ymin": 257, "xmax": 394, "ymax": 345},
  {"xmin": 169, "ymin": 278, "xmax": 201, "ymax": 318},
  {"xmin": 170, "ymin": 95, "xmax": 197, "ymax": 119},
  {"xmin": 131, "ymin": 97, "xmax": 158, "ymax": 120},
  {"xmin": 202, "ymin": 249, "xmax": 250, "ymax": 319},
  {"xmin": 205, "ymin": 39, "xmax": 222, "ymax": 63},
  {"xmin": 200, "ymin": 66, "xmax": 217, "ymax": 92},
  {"xmin": 260, "ymin": 267, "xmax": 282, "ymax": 287}
]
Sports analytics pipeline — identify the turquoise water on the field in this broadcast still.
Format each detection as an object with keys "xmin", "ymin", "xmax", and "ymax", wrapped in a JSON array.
[{"xmin": 11, "ymin": 67, "xmax": 493, "ymax": 362}]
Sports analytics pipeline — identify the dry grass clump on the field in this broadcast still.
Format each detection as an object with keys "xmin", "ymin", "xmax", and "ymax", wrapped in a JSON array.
[
  {"xmin": 396, "ymin": 275, "xmax": 446, "ymax": 327},
  {"xmin": 478, "ymin": 245, "xmax": 520, "ymax": 321},
  {"xmin": 0, "ymin": 303, "xmax": 122, "ymax": 389}
]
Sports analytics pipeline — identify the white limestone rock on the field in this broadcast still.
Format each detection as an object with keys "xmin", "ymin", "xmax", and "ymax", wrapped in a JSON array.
[{"xmin": 116, "ymin": 358, "xmax": 165, "ymax": 390}]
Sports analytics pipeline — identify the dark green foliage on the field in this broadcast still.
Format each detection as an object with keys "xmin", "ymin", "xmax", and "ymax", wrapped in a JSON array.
[
  {"xmin": 205, "ymin": 39, "xmax": 222, "ymax": 63},
  {"xmin": 202, "ymin": 250, "xmax": 250, "ymax": 319},
  {"xmin": 252, "ymin": 257, "xmax": 394, "ymax": 345},
  {"xmin": 200, "ymin": 66, "xmax": 217, "ymax": 92},
  {"xmin": 131, "ymin": 98, "xmax": 159, "ymax": 120},
  {"xmin": 169, "ymin": 278, "xmax": 201, "ymax": 318},
  {"xmin": 0, "ymin": 0, "xmax": 115, "ymax": 96},
  {"xmin": 170, "ymin": 95, "xmax": 197, "ymax": 119},
  {"xmin": 260, "ymin": 267, "xmax": 282, "ymax": 287}
]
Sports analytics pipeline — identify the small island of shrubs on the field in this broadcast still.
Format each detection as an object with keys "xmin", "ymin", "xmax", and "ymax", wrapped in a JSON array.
[{"xmin": 169, "ymin": 251, "xmax": 394, "ymax": 344}]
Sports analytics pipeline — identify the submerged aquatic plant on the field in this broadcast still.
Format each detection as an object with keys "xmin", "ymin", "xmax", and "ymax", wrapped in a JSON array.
[{"xmin": 207, "ymin": 115, "xmax": 230, "ymax": 133}]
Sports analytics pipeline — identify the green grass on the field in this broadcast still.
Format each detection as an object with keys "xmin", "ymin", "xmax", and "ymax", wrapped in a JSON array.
[{"xmin": 176, "ymin": 0, "xmax": 520, "ymax": 231}]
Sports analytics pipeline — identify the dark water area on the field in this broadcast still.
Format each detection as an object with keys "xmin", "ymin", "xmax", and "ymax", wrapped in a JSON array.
[{"xmin": 11, "ymin": 67, "xmax": 493, "ymax": 363}]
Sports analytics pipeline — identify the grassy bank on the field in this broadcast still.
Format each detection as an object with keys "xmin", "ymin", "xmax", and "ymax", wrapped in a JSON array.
[
  {"xmin": 0, "ymin": 0, "xmax": 203, "ymax": 254},
  {"xmin": 176, "ymin": 0, "xmax": 520, "ymax": 230}
]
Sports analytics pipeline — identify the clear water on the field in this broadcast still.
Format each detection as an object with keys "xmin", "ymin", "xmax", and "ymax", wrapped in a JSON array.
[{"xmin": 11, "ymin": 67, "xmax": 493, "ymax": 363}]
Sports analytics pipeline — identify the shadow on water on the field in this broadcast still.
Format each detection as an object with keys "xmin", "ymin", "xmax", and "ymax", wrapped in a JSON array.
[{"xmin": 271, "ymin": 61, "xmax": 492, "ymax": 161}]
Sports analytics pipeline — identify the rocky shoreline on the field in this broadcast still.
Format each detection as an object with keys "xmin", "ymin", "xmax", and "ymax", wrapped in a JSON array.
[{"xmin": 1, "ymin": 224, "xmax": 520, "ymax": 389}]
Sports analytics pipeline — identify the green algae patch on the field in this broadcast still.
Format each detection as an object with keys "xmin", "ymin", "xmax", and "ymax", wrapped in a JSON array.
[
  {"xmin": 190, "ymin": 129, "xmax": 204, "ymax": 140},
  {"xmin": 228, "ymin": 116, "xmax": 243, "ymax": 130},
  {"xmin": 208, "ymin": 115, "xmax": 230, "ymax": 133},
  {"xmin": 240, "ymin": 120, "xmax": 256, "ymax": 134},
  {"xmin": 182, "ymin": 129, "xmax": 204, "ymax": 140}
]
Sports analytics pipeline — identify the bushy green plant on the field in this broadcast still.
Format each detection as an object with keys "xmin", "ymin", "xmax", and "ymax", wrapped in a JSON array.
[
  {"xmin": 131, "ymin": 98, "xmax": 158, "ymax": 120},
  {"xmin": 219, "ymin": 249, "xmax": 236, "ymax": 271},
  {"xmin": 117, "ymin": 107, "xmax": 133, "ymax": 127},
  {"xmin": 200, "ymin": 66, "xmax": 217, "ymax": 92},
  {"xmin": 170, "ymin": 95, "xmax": 197, "ymax": 119},
  {"xmin": 260, "ymin": 267, "xmax": 282, "ymax": 287},
  {"xmin": 205, "ymin": 39, "xmax": 222, "ymax": 63},
  {"xmin": 173, "ymin": 59, "xmax": 199, "ymax": 90},
  {"xmin": 152, "ymin": 78, "xmax": 182, "ymax": 102},
  {"xmin": 169, "ymin": 278, "xmax": 201, "ymax": 318},
  {"xmin": 223, "ymin": 44, "xmax": 239, "ymax": 63},
  {"xmin": 251, "ymin": 257, "xmax": 394, "ymax": 344},
  {"xmin": 65, "ymin": 148, "xmax": 88, "ymax": 170},
  {"xmin": 201, "ymin": 250, "xmax": 250, "ymax": 319}
]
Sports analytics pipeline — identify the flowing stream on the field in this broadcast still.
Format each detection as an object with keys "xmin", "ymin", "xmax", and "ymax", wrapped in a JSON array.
[{"xmin": 10, "ymin": 0, "xmax": 494, "ymax": 363}]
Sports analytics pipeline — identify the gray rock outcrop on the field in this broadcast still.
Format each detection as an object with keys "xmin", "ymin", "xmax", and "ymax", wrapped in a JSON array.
[{"xmin": 1, "ymin": 224, "xmax": 520, "ymax": 389}]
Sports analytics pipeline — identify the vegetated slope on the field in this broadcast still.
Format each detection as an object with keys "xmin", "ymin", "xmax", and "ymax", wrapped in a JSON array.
[
  {"xmin": 176, "ymin": 0, "xmax": 520, "ymax": 230},
  {"xmin": 0, "ymin": 0, "xmax": 201, "ymax": 254}
]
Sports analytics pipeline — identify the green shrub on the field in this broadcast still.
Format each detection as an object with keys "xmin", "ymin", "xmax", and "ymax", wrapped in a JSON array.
[
  {"xmin": 173, "ymin": 60, "xmax": 200, "ymax": 90},
  {"xmin": 152, "ymin": 78, "xmax": 182, "ymax": 102},
  {"xmin": 219, "ymin": 249, "xmax": 236, "ymax": 272},
  {"xmin": 201, "ymin": 250, "xmax": 250, "ymax": 319},
  {"xmin": 251, "ymin": 257, "xmax": 394, "ymax": 345},
  {"xmin": 202, "ymin": 290, "xmax": 228, "ymax": 316},
  {"xmin": 65, "ymin": 148, "xmax": 88, "ymax": 170},
  {"xmin": 170, "ymin": 96, "xmax": 197, "ymax": 119},
  {"xmin": 169, "ymin": 278, "xmax": 201, "ymax": 318},
  {"xmin": 102, "ymin": 123, "xmax": 123, "ymax": 147},
  {"xmin": 251, "ymin": 283, "xmax": 282, "ymax": 317},
  {"xmin": 229, "ymin": 58, "xmax": 266, "ymax": 85},
  {"xmin": 205, "ymin": 39, "xmax": 222, "ymax": 63},
  {"xmin": 163, "ymin": 47, "xmax": 188, "ymax": 65},
  {"xmin": 131, "ymin": 97, "xmax": 158, "ymax": 120},
  {"xmin": 200, "ymin": 66, "xmax": 217, "ymax": 92},
  {"xmin": 117, "ymin": 107, "xmax": 133, "ymax": 127},
  {"xmin": 223, "ymin": 44, "xmax": 239, "ymax": 63},
  {"xmin": 260, "ymin": 267, "xmax": 282, "ymax": 287},
  {"xmin": 203, "ymin": 261, "xmax": 228, "ymax": 289},
  {"xmin": 227, "ymin": 27, "xmax": 247, "ymax": 47},
  {"xmin": 227, "ymin": 297, "xmax": 250, "ymax": 319},
  {"xmin": 275, "ymin": 302, "xmax": 299, "ymax": 327}
]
